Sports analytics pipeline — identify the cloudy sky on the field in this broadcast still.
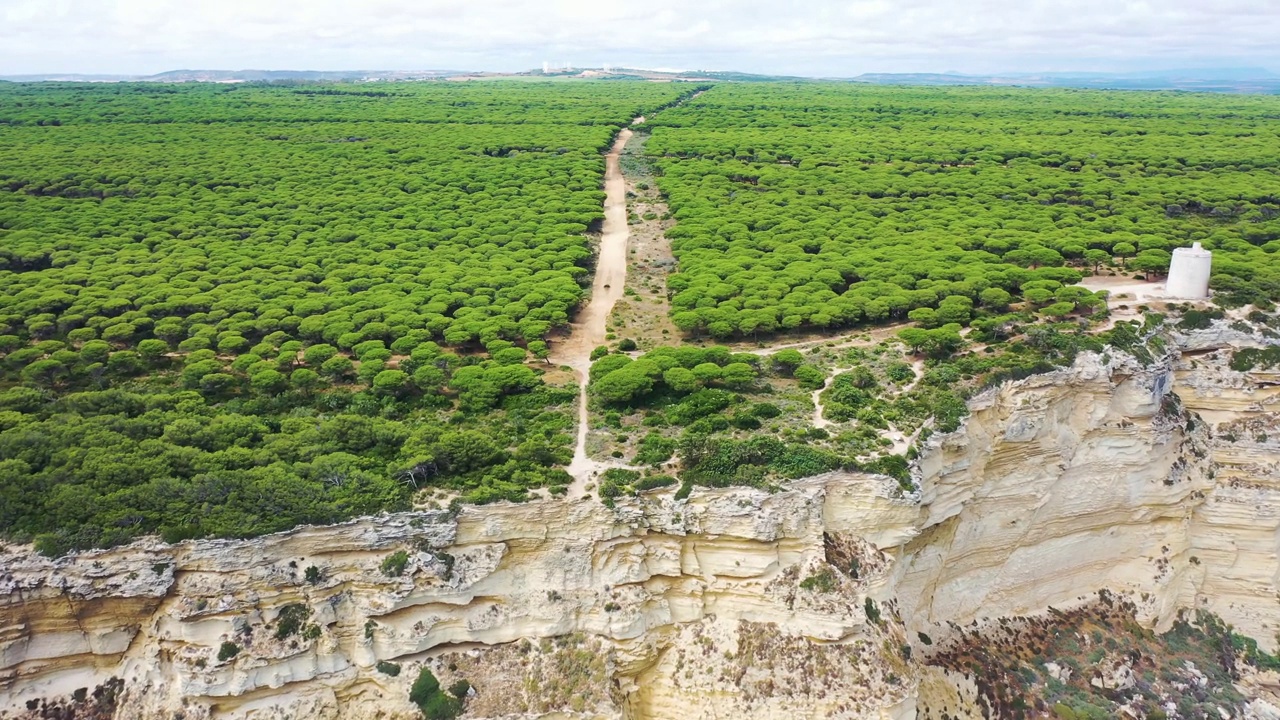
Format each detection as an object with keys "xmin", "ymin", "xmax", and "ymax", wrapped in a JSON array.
[{"xmin": 2, "ymin": 0, "xmax": 1278, "ymax": 77}]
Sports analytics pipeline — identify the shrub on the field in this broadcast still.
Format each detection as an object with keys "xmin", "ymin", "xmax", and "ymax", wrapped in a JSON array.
[
  {"xmin": 750, "ymin": 402, "xmax": 782, "ymax": 419},
  {"xmin": 864, "ymin": 597, "xmax": 881, "ymax": 625},
  {"xmin": 217, "ymin": 642, "xmax": 241, "ymax": 662},
  {"xmin": 304, "ymin": 565, "xmax": 323, "ymax": 584},
  {"xmin": 434, "ymin": 551, "xmax": 456, "ymax": 581},
  {"xmin": 381, "ymin": 550, "xmax": 410, "ymax": 577},
  {"xmin": 274, "ymin": 603, "xmax": 311, "ymax": 640},
  {"xmin": 1178, "ymin": 308, "xmax": 1224, "ymax": 330},
  {"xmin": 33, "ymin": 533, "xmax": 72, "ymax": 558},
  {"xmin": 800, "ymin": 569, "xmax": 837, "ymax": 592},
  {"xmin": 794, "ymin": 364, "xmax": 826, "ymax": 390},
  {"xmin": 1231, "ymin": 346, "xmax": 1280, "ymax": 372},
  {"xmin": 376, "ymin": 660, "xmax": 402, "ymax": 676},
  {"xmin": 634, "ymin": 432, "xmax": 677, "ymax": 465},
  {"xmin": 635, "ymin": 475, "xmax": 677, "ymax": 492},
  {"xmin": 448, "ymin": 680, "xmax": 471, "ymax": 699},
  {"xmin": 409, "ymin": 667, "xmax": 465, "ymax": 720},
  {"xmin": 885, "ymin": 362, "xmax": 915, "ymax": 384},
  {"xmin": 598, "ymin": 468, "xmax": 642, "ymax": 506},
  {"xmin": 409, "ymin": 667, "xmax": 441, "ymax": 705},
  {"xmin": 666, "ymin": 388, "xmax": 734, "ymax": 425}
]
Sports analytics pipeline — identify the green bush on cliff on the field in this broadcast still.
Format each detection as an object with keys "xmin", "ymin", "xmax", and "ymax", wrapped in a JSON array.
[
  {"xmin": 799, "ymin": 569, "xmax": 837, "ymax": 593},
  {"xmin": 381, "ymin": 550, "xmax": 410, "ymax": 577},
  {"xmin": 273, "ymin": 603, "xmax": 312, "ymax": 640},
  {"xmin": 1231, "ymin": 346, "xmax": 1280, "ymax": 372},
  {"xmin": 409, "ymin": 667, "xmax": 467, "ymax": 720},
  {"xmin": 216, "ymin": 642, "xmax": 240, "ymax": 662}
]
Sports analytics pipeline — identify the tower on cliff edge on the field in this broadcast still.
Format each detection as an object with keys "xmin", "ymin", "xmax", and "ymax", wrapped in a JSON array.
[{"xmin": 1165, "ymin": 242, "xmax": 1212, "ymax": 299}]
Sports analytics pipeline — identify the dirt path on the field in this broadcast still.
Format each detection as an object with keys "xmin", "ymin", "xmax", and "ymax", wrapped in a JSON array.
[
  {"xmin": 547, "ymin": 93, "xmax": 705, "ymax": 497},
  {"xmin": 900, "ymin": 358, "xmax": 926, "ymax": 394},
  {"xmin": 745, "ymin": 323, "xmax": 908, "ymax": 358},
  {"xmin": 548, "ymin": 128, "xmax": 633, "ymax": 497},
  {"xmin": 608, "ymin": 129, "xmax": 682, "ymax": 349}
]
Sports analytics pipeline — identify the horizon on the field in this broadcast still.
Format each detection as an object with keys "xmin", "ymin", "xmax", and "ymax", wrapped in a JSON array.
[
  {"xmin": 4, "ymin": 63, "xmax": 1278, "ymax": 81},
  {"xmin": 4, "ymin": 0, "xmax": 1280, "ymax": 78}
]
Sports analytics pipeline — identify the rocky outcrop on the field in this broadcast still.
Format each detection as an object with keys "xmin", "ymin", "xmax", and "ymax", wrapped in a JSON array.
[
  {"xmin": 1177, "ymin": 342, "xmax": 1280, "ymax": 655},
  {"xmin": 1, "ymin": 325, "xmax": 1277, "ymax": 719}
]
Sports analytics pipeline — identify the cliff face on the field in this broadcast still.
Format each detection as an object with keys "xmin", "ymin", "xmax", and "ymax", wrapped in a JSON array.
[
  {"xmin": 2, "ymin": 327, "xmax": 1278, "ymax": 720},
  {"xmin": 1177, "ymin": 331, "xmax": 1280, "ymax": 655}
]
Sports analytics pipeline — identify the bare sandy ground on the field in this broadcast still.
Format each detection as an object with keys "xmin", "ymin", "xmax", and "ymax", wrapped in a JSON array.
[
  {"xmin": 608, "ymin": 132, "xmax": 682, "ymax": 349},
  {"xmin": 548, "ymin": 128, "xmax": 634, "ymax": 494},
  {"xmin": 1078, "ymin": 274, "xmax": 1178, "ymax": 330},
  {"xmin": 1078, "ymin": 274, "xmax": 1169, "ymax": 305},
  {"xmin": 545, "ymin": 93, "xmax": 704, "ymax": 496}
]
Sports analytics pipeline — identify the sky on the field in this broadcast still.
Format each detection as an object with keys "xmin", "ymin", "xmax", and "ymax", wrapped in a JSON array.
[{"xmin": 2, "ymin": 0, "xmax": 1278, "ymax": 77}]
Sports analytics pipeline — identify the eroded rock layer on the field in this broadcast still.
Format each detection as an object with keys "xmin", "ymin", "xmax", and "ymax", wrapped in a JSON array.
[{"xmin": 2, "ymin": 326, "xmax": 1278, "ymax": 719}]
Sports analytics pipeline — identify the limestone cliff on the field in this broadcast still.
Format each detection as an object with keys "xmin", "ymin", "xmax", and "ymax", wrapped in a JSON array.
[{"xmin": 2, "ymin": 325, "xmax": 1278, "ymax": 719}]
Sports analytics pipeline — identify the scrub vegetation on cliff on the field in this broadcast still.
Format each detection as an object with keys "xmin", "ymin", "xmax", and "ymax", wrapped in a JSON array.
[
  {"xmin": 584, "ymin": 315, "xmax": 1155, "ymax": 497},
  {"xmin": 923, "ymin": 599, "xmax": 1280, "ymax": 720}
]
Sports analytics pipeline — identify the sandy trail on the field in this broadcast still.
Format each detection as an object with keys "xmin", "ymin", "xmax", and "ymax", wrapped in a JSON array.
[
  {"xmin": 900, "ymin": 358, "xmax": 926, "ymax": 394},
  {"xmin": 747, "ymin": 323, "xmax": 908, "ymax": 358},
  {"xmin": 547, "ymin": 92, "xmax": 702, "ymax": 497},
  {"xmin": 549, "ymin": 127, "xmax": 634, "ymax": 496}
]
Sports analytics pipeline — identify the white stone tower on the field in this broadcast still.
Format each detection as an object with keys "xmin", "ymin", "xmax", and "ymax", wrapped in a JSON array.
[{"xmin": 1165, "ymin": 242, "xmax": 1212, "ymax": 299}]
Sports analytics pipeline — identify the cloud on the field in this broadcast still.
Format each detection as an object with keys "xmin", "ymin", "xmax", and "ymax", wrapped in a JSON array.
[{"xmin": 2, "ymin": 0, "xmax": 1277, "ymax": 75}]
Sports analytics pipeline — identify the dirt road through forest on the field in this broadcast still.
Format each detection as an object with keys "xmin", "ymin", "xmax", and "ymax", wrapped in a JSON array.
[
  {"xmin": 547, "ymin": 90, "xmax": 706, "ymax": 496},
  {"xmin": 549, "ymin": 127, "xmax": 634, "ymax": 494}
]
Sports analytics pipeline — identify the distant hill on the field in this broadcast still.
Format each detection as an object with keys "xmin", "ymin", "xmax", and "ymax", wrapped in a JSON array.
[
  {"xmin": 512, "ymin": 67, "xmax": 801, "ymax": 83},
  {"xmin": 5, "ymin": 66, "xmax": 1279, "ymax": 93},
  {"xmin": 848, "ymin": 69, "xmax": 1280, "ymax": 94},
  {"xmin": 647, "ymin": 69, "xmax": 811, "ymax": 83}
]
